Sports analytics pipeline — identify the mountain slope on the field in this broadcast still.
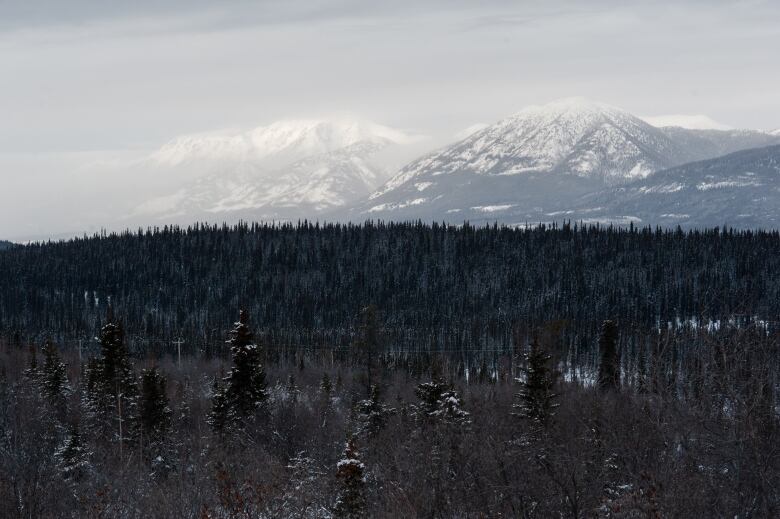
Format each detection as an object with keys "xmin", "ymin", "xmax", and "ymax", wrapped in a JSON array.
[
  {"xmin": 343, "ymin": 99, "xmax": 780, "ymax": 225},
  {"xmin": 567, "ymin": 145, "xmax": 780, "ymax": 229},
  {"xmin": 0, "ymin": 240, "xmax": 13, "ymax": 251}
]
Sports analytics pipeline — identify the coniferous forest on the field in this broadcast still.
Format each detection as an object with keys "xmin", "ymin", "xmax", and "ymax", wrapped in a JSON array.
[{"xmin": 1, "ymin": 222, "xmax": 779, "ymax": 517}]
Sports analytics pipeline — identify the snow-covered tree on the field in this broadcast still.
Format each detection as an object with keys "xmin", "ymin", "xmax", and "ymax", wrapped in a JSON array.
[
  {"xmin": 209, "ymin": 309, "xmax": 268, "ymax": 432},
  {"xmin": 334, "ymin": 438, "xmax": 366, "ymax": 519},
  {"xmin": 414, "ymin": 377, "xmax": 470, "ymax": 426},
  {"xmin": 83, "ymin": 306, "xmax": 138, "ymax": 455},
  {"xmin": 55, "ymin": 423, "xmax": 91, "ymax": 482},
  {"xmin": 354, "ymin": 385, "xmax": 395, "ymax": 438}
]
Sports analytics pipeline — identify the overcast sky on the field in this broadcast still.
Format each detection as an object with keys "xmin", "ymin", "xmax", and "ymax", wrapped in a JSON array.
[{"xmin": 1, "ymin": 0, "xmax": 779, "ymax": 239}]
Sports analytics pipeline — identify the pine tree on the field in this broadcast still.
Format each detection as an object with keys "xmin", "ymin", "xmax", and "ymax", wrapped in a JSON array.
[
  {"xmin": 513, "ymin": 338, "xmax": 558, "ymax": 426},
  {"xmin": 334, "ymin": 438, "xmax": 367, "ymax": 519},
  {"xmin": 40, "ymin": 339, "xmax": 69, "ymax": 419},
  {"xmin": 209, "ymin": 310, "xmax": 268, "ymax": 432},
  {"xmin": 598, "ymin": 320, "xmax": 620, "ymax": 391}
]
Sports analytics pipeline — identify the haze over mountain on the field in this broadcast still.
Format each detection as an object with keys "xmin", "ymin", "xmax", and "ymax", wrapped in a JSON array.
[
  {"xmin": 129, "ymin": 119, "xmax": 427, "ymax": 224},
  {"xmin": 342, "ymin": 98, "xmax": 780, "ymax": 226}
]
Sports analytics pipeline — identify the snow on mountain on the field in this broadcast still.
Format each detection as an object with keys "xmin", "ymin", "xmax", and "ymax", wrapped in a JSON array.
[
  {"xmin": 771, "ymin": 129, "xmax": 780, "ymax": 136},
  {"xmin": 641, "ymin": 114, "xmax": 731, "ymax": 131},
  {"xmin": 566, "ymin": 144, "xmax": 780, "ymax": 229},
  {"xmin": 343, "ymin": 98, "xmax": 780, "ymax": 226},
  {"xmin": 134, "ymin": 119, "xmax": 423, "ymax": 222}
]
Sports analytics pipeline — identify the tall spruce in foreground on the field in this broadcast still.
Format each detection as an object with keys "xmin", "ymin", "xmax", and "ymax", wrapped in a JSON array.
[
  {"xmin": 334, "ymin": 438, "xmax": 367, "ymax": 519},
  {"xmin": 514, "ymin": 338, "xmax": 558, "ymax": 425},
  {"xmin": 598, "ymin": 320, "xmax": 620, "ymax": 391},
  {"xmin": 209, "ymin": 309, "xmax": 268, "ymax": 432},
  {"xmin": 84, "ymin": 306, "xmax": 138, "ymax": 455}
]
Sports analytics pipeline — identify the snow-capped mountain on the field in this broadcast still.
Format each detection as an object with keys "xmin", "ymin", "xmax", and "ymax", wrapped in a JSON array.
[
  {"xmin": 343, "ymin": 98, "xmax": 780, "ymax": 225},
  {"xmin": 566, "ymin": 144, "xmax": 780, "ymax": 229},
  {"xmin": 133, "ymin": 119, "xmax": 424, "ymax": 221}
]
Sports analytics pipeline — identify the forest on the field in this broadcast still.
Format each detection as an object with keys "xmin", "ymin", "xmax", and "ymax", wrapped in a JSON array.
[{"xmin": 0, "ymin": 222, "xmax": 779, "ymax": 517}]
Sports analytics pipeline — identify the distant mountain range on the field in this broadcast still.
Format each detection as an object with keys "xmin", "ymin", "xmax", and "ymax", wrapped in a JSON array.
[
  {"xmin": 125, "ymin": 98, "xmax": 780, "ymax": 230},
  {"xmin": 565, "ymin": 145, "xmax": 780, "ymax": 229},
  {"xmin": 339, "ymin": 98, "xmax": 780, "ymax": 228}
]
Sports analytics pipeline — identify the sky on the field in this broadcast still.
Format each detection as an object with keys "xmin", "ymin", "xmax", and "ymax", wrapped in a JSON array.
[{"xmin": 1, "ymin": 0, "xmax": 779, "ymax": 240}]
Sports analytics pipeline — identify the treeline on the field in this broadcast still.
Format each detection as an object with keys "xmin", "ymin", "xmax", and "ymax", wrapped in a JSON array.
[
  {"xmin": 1, "ymin": 221, "xmax": 779, "ymax": 358},
  {"xmin": 1, "ymin": 308, "xmax": 777, "ymax": 517}
]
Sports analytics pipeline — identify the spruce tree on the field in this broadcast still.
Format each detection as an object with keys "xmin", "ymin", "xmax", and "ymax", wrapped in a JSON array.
[
  {"xmin": 597, "ymin": 320, "xmax": 620, "ymax": 391},
  {"xmin": 355, "ymin": 385, "xmax": 395, "ymax": 438},
  {"xmin": 513, "ymin": 338, "xmax": 558, "ymax": 426},
  {"xmin": 85, "ymin": 306, "xmax": 138, "ymax": 454},
  {"xmin": 40, "ymin": 339, "xmax": 69, "ymax": 419},
  {"xmin": 23, "ymin": 344, "xmax": 40, "ymax": 381},
  {"xmin": 334, "ymin": 438, "xmax": 367, "ymax": 519},
  {"xmin": 138, "ymin": 367, "xmax": 172, "ymax": 448},
  {"xmin": 209, "ymin": 310, "xmax": 268, "ymax": 432},
  {"xmin": 55, "ymin": 423, "xmax": 90, "ymax": 482}
]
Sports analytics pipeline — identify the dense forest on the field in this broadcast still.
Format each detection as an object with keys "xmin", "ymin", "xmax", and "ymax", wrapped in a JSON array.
[
  {"xmin": 0, "ymin": 223, "xmax": 779, "ymax": 517},
  {"xmin": 1, "ymin": 222, "xmax": 778, "ymax": 356}
]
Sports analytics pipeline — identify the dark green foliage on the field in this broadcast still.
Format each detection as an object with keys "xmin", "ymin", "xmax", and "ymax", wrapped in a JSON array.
[
  {"xmin": 84, "ymin": 307, "xmax": 138, "ymax": 449},
  {"xmin": 23, "ymin": 344, "xmax": 40, "ymax": 381},
  {"xmin": 598, "ymin": 320, "xmax": 620, "ymax": 391},
  {"xmin": 414, "ymin": 376, "xmax": 470, "ymax": 426},
  {"xmin": 138, "ymin": 367, "xmax": 172, "ymax": 446},
  {"xmin": 334, "ymin": 438, "xmax": 366, "ymax": 519},
  {"xmin": 2, "ymin": 223, "xmax": 779, "ymax": 355},
  {"xmin": 55, "ymin": 423, "xmax": 90, "ymax": 482},
  {"xmin": 354, "ymin": 385, "xmax": 394, "ymax": 438},
  {"xmin": 209, "ymin": 310, "xmax": 268, "ymax": 432},
  {"xmin": 40, "ymin": 339, "xmax": 69, "ymax": 418},
  {"xmin": 514, "ymin": 338, "xmax": 559, "ymax": 425}
]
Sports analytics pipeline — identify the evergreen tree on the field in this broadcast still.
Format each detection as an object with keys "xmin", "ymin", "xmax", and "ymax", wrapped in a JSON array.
[
  {"xmin": 55, "ymin": 423, "xmax": 90, "ymax": 482},
  {"xmin": 40, "ymin": 339, "xmax": 69, "ymax": 419},
  {"xmin": 334, "ymin": 438, "xmax": 367, "ymax": 519},
  {"xmin": 513, "ymin": 338, "xmax": 558, "ymax": 426},
  {"xmin": 598, "ymin": 320, "xmax": 620, "ymax": 391},
  {"xmin": 355, "ymin": 385, "xmax": 395, "ymax": 438},
  {"xmin": 320, "ymin": 372, "xmax": 333, "ymax": 397},
  {"xmin": 84, "ymin": 306, "xmax": 138, "ymax": 455},
  {"xmin": 23, "ymin": 344, "xmax": 40, "ymax": 381},
  {"xmin": 209, "ymin": 310, "xmax": 268, "ymax": 432},
  {"xmin": 357, "ymin": 305, "xmax": 380, "ymax": 396},
  {"xmin": 138, "ymin": 367, "xmax": 172, "ymax": 448}
]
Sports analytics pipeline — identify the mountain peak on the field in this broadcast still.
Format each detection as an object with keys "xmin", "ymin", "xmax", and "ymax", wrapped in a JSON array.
[{"xmin": 513, "ymin": 97, "xmax": 622, "ymax": 117}]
